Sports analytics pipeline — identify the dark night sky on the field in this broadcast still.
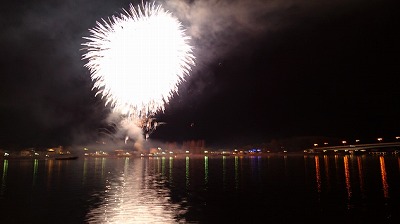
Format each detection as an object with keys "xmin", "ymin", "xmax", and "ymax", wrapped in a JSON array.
[{"xmin": 1, "ymin": 0, "xmax": 399, "ymax": 149}]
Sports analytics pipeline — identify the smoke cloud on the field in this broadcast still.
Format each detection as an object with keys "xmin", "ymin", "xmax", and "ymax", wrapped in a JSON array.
[
  {"xmin": 163, "ymin": 0, "xmax": 280, "ymax": 63},
  {"xmin": 162, "ymin": 0, "xmax": 362, "ymax": 66}
]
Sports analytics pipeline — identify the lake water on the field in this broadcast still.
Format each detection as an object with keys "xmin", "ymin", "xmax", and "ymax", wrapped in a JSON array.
[{"xmin": 1, "ymin": 154, "xmax": 400, "ymax": 223}]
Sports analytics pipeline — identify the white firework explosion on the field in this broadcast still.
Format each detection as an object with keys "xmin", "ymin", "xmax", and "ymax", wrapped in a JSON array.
[{"xmin": 82, "ymin": 1, "xmax": 195, "ymax": 124}]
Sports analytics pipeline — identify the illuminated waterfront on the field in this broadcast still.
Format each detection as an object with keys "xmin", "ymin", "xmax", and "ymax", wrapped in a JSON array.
[{"xmin": 0, "ymin": 154, "xmax": 400, "ymax": 223}]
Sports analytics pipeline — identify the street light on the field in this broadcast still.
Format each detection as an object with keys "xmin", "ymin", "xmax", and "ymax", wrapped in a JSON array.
[
  {"xmin": 342, "ymin": 140, "xmax": 347, "ymax": 146},
  {"xmin": 377, "ymin": 138, "xmax": 383, "ymax": 143}
]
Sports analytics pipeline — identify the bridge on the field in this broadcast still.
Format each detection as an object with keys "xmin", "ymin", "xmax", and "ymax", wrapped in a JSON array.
[{"xmin": 307, "ymin": 142, "xmax": 400, "ymax": 153}]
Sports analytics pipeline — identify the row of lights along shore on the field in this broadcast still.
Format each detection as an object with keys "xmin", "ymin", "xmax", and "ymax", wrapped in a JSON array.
[{"xmin": 313, "ymin": 136, "xmax": 400, "ymax": 147}]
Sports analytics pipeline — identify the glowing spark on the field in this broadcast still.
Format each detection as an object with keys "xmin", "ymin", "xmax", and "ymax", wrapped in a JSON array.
[{"xmin": 82, "ymin": 2, "xmax": 195, "ymax": 123}]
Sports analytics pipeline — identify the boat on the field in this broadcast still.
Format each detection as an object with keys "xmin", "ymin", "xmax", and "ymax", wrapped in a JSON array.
[{"xmin": 54, "ymin": 155, "xmax": 79, "ymax": 160}]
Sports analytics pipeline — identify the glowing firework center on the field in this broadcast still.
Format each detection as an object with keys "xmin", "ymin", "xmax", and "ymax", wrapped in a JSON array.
[{"xmin": 82, "ymin": 2, "xmax": 195, "ymax": 137}]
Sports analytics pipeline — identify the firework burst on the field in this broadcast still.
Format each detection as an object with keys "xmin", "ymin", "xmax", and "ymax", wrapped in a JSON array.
[{"xmin": 82, "ymin": 2, "xmax": 195, "ymax": 124}]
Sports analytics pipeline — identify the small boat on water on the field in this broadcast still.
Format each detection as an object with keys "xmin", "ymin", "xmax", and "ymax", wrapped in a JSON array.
[{"xmin": 54, "ymin": 155, "xmax": 79, "ymax": 160}]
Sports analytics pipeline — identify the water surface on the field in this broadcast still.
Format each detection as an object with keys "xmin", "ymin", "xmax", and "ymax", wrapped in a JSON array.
[{"xmin": 1, "ymin": 154, "xmax": 399, "ymax": 223}]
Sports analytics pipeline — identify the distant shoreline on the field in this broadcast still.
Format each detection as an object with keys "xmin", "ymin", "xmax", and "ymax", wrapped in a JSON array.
[{"xmin": 1, "ymin": 151, "xmax": 399, "ymax": 160}]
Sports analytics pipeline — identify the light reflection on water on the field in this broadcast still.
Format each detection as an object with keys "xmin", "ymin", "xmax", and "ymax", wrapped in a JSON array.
[
  {"xmin": 323, "ymin": 155, "xmax": 330, "ymax": 190},
  {"xmin": 0, "ymin": 159, "xmax": 7, "ymax": 197},
  {"xmin": 33, "ymin": 159, "xmax": 38, "ymax": 186},
  {"xmin": 343, "ymin": 155, "xmax": 352, "ymax": 201},
  {"xmin": 185, "ymin": 156, "xmax": 190, "ymax": 190},
  {"xmin": 315, "ymin": 155, "xmax": 321, "ymax": 193},
  {"xmin": 86, "ymin": 157, "xmax": 186, "ymax": 223},
  {"xmin": 234, "ymin": 156, "xmax": 238, "ymax": 190},
  {"xmin": 310, "ymin": 154, "xmax": 396, "ymax": 202},
  {"xmin": 204, "ymin": 156, "xmax": 209, "ymax": 189},
  {"xmin": 380, "ymin": 156, "xmax": 389, "ymax": 199}
]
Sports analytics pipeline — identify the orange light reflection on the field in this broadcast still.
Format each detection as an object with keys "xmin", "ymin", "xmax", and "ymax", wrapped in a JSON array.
[
  {"xmin": 344, "ymin": 156, "xmax": 352, "ymax": 200},
  {"xmin": 379, "ymin": 156, "xmax": 389, "ymax": 198}
]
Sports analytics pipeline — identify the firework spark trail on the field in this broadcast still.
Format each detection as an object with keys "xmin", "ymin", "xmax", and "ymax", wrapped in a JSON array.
[{"xmin": 82, "ymin": 2, "xmax": 195, "ymax": 144}]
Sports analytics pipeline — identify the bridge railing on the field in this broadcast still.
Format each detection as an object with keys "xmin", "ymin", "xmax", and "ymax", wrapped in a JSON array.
[{"xmin": 306, "ymin": 142, "xmax": 400, "ymax": 153}]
